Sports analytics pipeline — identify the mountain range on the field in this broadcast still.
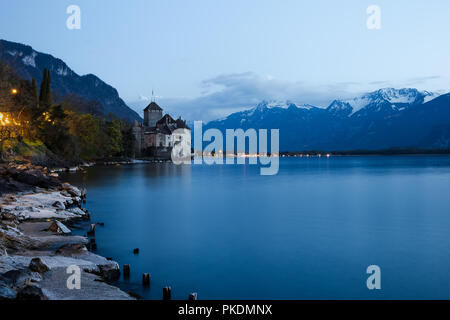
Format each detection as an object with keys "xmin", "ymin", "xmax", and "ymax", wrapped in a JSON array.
[
  {"xmin": 0, "ymin": 39, "xmax": 141, "ymax": 122},
  {"xmin": 205, "ymin": 88, "xmax": 450, "ymax": 151},
  {"xmin": 1, "ymin": 39, "xmax": 449, "ymax": 151}
]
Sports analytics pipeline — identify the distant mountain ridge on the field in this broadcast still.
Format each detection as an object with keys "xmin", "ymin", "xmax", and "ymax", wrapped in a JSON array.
[
  {"xmin": 205, "ymin": 88, "xmax": 450, "ymax": 151},
  {"xmin": 0, "ymin": 39, "xmax": 142, "ymax": 122}
]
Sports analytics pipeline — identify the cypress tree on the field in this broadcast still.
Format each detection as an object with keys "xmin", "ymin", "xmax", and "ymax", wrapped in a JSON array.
[
  {"xmin": 31, "ymin": 78, "xmax": 38, "ymax": 107},
  {"xmin": 38, "ymin": 69, "xmax": 52, "ymax": 108},
  {"xmin": 45, "ymin": 69, "xmax": 52, "ymax": 107},
  {"xmin": 39, "ymin": 69, "xmax": 47, "ymax": 106}
]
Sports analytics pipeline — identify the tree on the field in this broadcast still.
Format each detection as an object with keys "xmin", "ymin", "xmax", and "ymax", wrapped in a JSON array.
[
  {"xmin": 121, "ymin": 126, "xmax": 136, "ymax": 158},
  {"xmin": 39, "ymin": 69, "xmax": 52, "ymax": 109},
  {"xmin": 0, "ymin": 118, "xmax": 21, "ymax": 161},
  {"xmin": 66, "ymin": 112, "xmax": 100, "ymax": 160},
  {"xmin": 39, "ymin": 69, "xmax": 47, "ymax": 106},
  {"xmin": 105, "ymin": 119, "xmax": 123, "ymax": 156},
  {"xmin": 45, "ymin": 70, "xmax": 52, "ymax": 107},
  {"xmin": 31, "ymin": 78, "xmax": 38, "ymax": 108}
]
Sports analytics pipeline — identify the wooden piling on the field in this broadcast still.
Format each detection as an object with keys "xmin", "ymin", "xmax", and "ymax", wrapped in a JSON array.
[
  {"xmin": 87, "ymin": 224, "xmax": 95, "ymax": 236},
  {"xmin": 91, "ymin": 243, "xmax": 97, "ymax": 251},
  {"xmin": 189, "ymin": 293, "xmax": 198, "ymax": 301},
  {"xmin": 163, "ymin": 286, "xmax": 172, "ymax": 300},
  {"xmin": 133, "ymin": 248, "xmax": 139, "ymax": 254},
  {"xmin": 142, "ymin": 273, "xmax": 150, "ymax": 286},
  {"xmin": 123, "ymin": 264, "xmax": 130, "ymax": 278}
]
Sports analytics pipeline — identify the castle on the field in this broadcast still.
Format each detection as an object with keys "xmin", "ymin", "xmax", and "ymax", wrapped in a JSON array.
[{"xmin": 132, "ymin": 101, "xmax": 191, "ymax": 158}]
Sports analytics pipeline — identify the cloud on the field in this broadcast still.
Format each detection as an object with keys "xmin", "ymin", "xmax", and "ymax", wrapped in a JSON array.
[
  {"xmin": 367, "ymin": 76, "xmax": 443, "ymax": 88},
  {"xmin": 133, "ymin": 72, "xmax": 361, "ymax": 122},
  {"xmin": 402, "ymin": 75, "xmax": 442, "ymax": 86},
  {"xmin": 128, "ymin": 73, "xmax": 446, "ymax": 122}
]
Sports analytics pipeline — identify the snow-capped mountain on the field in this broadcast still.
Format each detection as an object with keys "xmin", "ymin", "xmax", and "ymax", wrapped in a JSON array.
[
  {"xmin": 212, "ymin": 88, "xmax": 440, "ymax": 124},
  {"xmin": 205, "ymin": 89, "xmax": 450, "ymax": 151},
  {"xmin": 0, "ymin": 39, "xmax": 141, "ymax": 122},
  {"xmin": 340, "ymin": 88, "xmax": 439, "ymax": 116}
]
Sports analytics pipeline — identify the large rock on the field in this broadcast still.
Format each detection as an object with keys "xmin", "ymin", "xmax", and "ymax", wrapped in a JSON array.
[
  {"xmin": 66, "ymin": 207, "xmax": 88, "ymax": 217},
  {"xmin": 0, "ymin": 226, "xmax": 39, "ymax": 251},
  {"xmin": 0, "ymin": 281, "xmax": 17, "ymax": 300},
  {"xmin": 16, "ymin": 285, "xmax": 48, "ymax": 300},
  {"xmin": 98, "ymin": 264, "xmax": 121, "ymax": 282},
  {"xmin": 61, "ymin": 183, "xmax": 82, "ymax": 197},
  {"xmin": 0, "ymin": 243, "xmax": 6, "ymax": 256},
  {"xmin": 29, "ymin": 258, "xmax": 50, "ymax": 274},
  {"xmin": 9, "ymin": 168, "xmax": 59, "ymax": 189},
  {"xmin": 52, "ymin": 201, "xmax": 65, "ymax": 210},
  {"xmin": 2, "ymin": 269, "xmax": 43, "ymax": 286},
  {"xmin": 0, "ymin": 211, "xmax": 18, "ymax": 221},
  {"xmin": 56, "ymin": 243, "xmax": 86, "ymax": 256},
  {"xmin": 60, "ymin": 190, "xmax": 72, "ymax": 198},
  {"xmin": 47, "ymin": 221, "xmax": 71, "ymax": 235}
]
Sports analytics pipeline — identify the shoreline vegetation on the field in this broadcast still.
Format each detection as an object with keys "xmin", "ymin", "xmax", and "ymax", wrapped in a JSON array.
[
  {"xmin": 0, "ymin": 162, "xmax": 134, "ymax": 300},
  {"xmin": 0, "ymin": 62, "xmax": 136, "ymax": 167}
]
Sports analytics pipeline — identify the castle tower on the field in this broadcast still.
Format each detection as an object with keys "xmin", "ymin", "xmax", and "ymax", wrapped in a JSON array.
[{"xmin": 144, "ymin": 102, "xmax": 163, "ymax": 127}]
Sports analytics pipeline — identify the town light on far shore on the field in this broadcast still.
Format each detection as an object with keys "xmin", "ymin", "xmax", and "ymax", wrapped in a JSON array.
[{"xmin": 11, "ymin": 88, "xmax": 18, "ymax": 95}]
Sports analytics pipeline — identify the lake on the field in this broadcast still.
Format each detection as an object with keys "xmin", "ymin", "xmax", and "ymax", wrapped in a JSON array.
[{"xmin": 62, "ymin": 156, "xmax": 450, "ymax": 300}]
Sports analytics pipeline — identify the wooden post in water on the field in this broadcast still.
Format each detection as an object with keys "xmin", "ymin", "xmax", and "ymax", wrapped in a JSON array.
[
  {"xmin": 189, "ymin": 293, "xmax": 198, "ymax": 300},
  {"xmin": 91, "ymin": 243, "xmax": 97, "ymax": 251},
  {"xmin": 88, "ymin": 224, "xmax": 95, "ymax": 236},
  {"xmin": 163, "ymin": 286, "xmax": 172, "ymax": 300},
  {"xmin": 142, "ymin": 273, "xmax": 150, "ymax": 286},
  {"xmin": 123, "ymin": 265, "xmax": 130, "ymax": 278}
]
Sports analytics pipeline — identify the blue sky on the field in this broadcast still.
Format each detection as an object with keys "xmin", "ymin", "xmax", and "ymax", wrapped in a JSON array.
[{"xmin": 1, "ymin": 0, "xmax": 450, "ymax": 120}]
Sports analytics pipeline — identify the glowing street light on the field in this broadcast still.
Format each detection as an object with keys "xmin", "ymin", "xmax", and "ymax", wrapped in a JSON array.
[{"xmin": 11, "ymin": 88, "xmax": 18, "ymax": 95}]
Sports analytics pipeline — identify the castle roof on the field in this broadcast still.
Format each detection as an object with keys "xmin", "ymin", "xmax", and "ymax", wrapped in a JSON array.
[
  {"xmin": 156, "ymin": 114, "xmax": 176, "ymax": 125},
  {"xmin": 176, "ymin": 118, "xmax": 190, "ymax": 129},
  {"xmin": 144, "ymin": 102, "xmax": 163, "ymax": 111}
]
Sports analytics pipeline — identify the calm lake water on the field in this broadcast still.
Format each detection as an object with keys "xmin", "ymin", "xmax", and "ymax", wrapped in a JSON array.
[{"xmin": 62, "ymin": 156, "xmax": 450, "ymax": 300}]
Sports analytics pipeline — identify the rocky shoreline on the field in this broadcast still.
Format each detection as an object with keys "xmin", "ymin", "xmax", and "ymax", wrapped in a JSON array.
[{"xmin": 0, "ymin": 164, "xmax": 133, "ymax": 300}]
